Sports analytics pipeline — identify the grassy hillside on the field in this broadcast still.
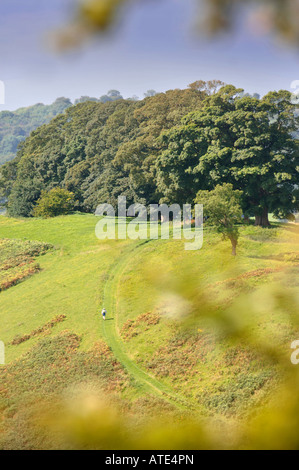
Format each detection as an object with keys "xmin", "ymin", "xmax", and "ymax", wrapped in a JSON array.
[
  {"xmin": 116, "ymin": 226, "xmax": 299, "ymax": 415},
  {"xmin": 0, "ymin": 214, "xmax": 132, "ymax": 362},
  {"xmin": 0, "ymin": 214, "xmax": 298, "ymax": 448}
]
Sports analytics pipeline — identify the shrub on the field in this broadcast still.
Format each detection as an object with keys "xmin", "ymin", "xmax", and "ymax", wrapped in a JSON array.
[{"xmin": 33, "ymin": 188, "xmax": 74, "ymax": 218}]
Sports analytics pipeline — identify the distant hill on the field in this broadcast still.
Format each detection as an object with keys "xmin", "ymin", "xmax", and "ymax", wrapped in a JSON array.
[
  {"xmin": 0, "ymin": 97, "xmax": 72, "ymax": 165},
  {"xmin": 0, "ymin": 90, "xmax": 145, "ymax": 167}
]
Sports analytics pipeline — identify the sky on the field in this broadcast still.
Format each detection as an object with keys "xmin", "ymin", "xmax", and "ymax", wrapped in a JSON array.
[{"xmin": 0, "ymin": 0, "xmax": 298, "ymax": 110}]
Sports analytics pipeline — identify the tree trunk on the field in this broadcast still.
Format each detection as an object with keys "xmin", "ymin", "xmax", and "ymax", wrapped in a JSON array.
[
  {"xmin": 254, "ymin": 208, "xmax": 270, "ymax": 227},
  {"xmin": 229, "ymin": 237, "xmax": 238, "ymax": 256}
]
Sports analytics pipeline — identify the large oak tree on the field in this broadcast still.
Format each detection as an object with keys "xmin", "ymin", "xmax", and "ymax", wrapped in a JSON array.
[{"xmin": 156, "ymin": 85, "xmax": 299, "ymax": 226}]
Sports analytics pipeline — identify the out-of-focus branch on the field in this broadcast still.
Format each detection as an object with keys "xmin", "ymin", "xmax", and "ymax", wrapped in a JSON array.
[
  {"xmin": 54, "ymin": 0, "xmax": 130, "ymax": 49},
  {"xmin": 53, "ymin": 0, "xmax": 299, "ymax": 50}
]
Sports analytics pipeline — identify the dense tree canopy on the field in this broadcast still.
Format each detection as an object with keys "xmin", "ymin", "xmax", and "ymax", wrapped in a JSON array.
[
  {"xmin": 0, "ymin": 90, "xmax": 152, "ymax": 168},
  {"xmin": 4, "ymin": 84, "xmax": 208, "ymax": 217},
  {"xmin": 2, "ymin": 82, "xmax": 298, "ymax": 225},
  {"xmin": 156, "ymin": 85, "xmax": 299, "ymax": 226}
]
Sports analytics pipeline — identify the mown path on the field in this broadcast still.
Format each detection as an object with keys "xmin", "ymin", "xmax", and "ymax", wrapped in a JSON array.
[{"xmin": 101, "ymin": 240, "xmax": 199, "ymax": 413}]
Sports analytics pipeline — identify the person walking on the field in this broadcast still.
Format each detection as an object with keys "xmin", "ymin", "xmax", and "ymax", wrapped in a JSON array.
[{"xmin": 101, "ymin": 308, "xmax": 107, "ymax": 321}]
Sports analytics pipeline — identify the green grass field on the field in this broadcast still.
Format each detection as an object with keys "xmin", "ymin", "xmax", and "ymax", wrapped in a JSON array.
[
  {"xmin": 0, "ymin": 214, "xmax": 133, "ymax": 362},
  {"xmin": 0, "ymin": 214, "xmax": 298, "ymax": 449}
]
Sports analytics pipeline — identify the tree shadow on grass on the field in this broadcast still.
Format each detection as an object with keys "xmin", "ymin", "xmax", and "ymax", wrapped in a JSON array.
[{"xmin": 247, "ymin": 252, "xmax": 299, "ymax": 261}]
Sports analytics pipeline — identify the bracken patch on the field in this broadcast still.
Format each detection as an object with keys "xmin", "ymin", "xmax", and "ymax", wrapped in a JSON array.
[
  {"xmin": 9, "ymin": 315, "xmax": 67, "ymax": 346},
  {"xmin": 145, "ymin": 330, "xmax": 215, "ymax": 380},
  {"xmin": 0, "ymin": 239, "xmax": 53, "ymax": 293},
  {"xmin": 121, "ymin": 312, "xmax": 160, "ymax": 342}
]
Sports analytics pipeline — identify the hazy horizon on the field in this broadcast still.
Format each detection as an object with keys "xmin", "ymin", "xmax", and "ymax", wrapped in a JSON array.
[{"xmin": 0, "ymin": 0, "xmax": 298, "ymax": 111}]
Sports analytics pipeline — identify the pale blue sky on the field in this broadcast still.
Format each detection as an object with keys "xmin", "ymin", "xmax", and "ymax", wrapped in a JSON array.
[{"xmin": 0, "ymin": 0, "xmax": 298, "ymax": 110}]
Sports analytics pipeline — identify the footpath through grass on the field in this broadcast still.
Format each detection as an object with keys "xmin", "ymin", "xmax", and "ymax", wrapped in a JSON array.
[{"xmin": 101, "ymin": 239, "xmax": 206, "ymax": 414}]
